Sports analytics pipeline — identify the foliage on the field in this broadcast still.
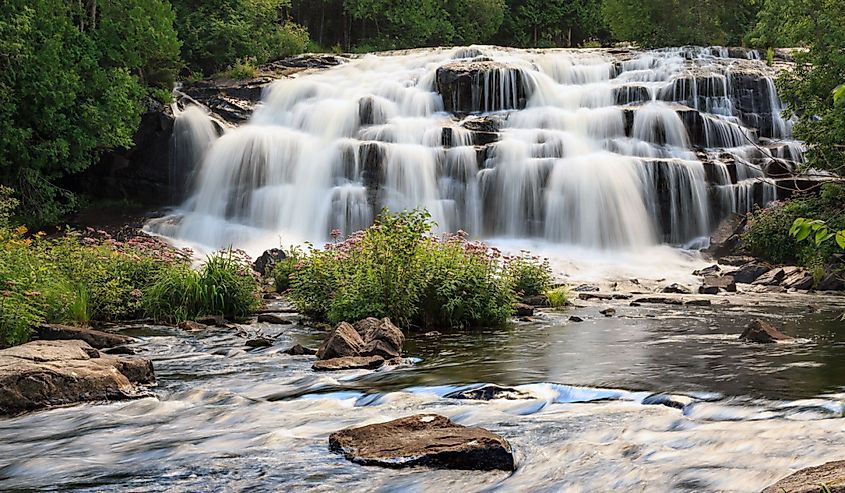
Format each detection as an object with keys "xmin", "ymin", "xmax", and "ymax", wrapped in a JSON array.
[
  {"xmin": 545, "ymin": 286, "xmax": 570, "ymax": 309},
  {"xmin": 507, "ymin": 254, "xmax": 552, "ymax": 296},
  {"xmin": 173, "ymin": 0, "xmax": 309, "ymax": 75},
  {"xmin": 219, "ymin": 57, "xmax": 259, "ymax": 80},
  {"xmin": 751, "ymin": 0, "xmax": 845, "ymax": 173},
  {"xmin": 743, "ymin": 183, "xmax": 845, "ymax": 267},
  {"xmin": 271, "ymin": 249, "xmax": 301, "ymax": 292},
  {"xmin": 288, "ymin": 209, "xmax": 543, "ymax": 329},
  {"xmin": 602, "ymin": 0, "xmax": 757, "ymax": 47},
  {"xmin": 0, "ymin": 0, "xmax": 181, "ymax": 226}
]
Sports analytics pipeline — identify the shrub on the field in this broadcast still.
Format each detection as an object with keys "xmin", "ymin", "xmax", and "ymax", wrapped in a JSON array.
[
  {"xmin": 289, "ymin": 209, "xmax": 546, "ymax": 329},
  {"xmin": 743, "ymin": 184, "xmax": 845, "ymax": 268},
  {"xmin": 271, "ymin": 249, "xmax": 301, "ymax": 292},
  {"xmin": 507, "ymin": 254, "xmax": 552, "ymax": 297},
  {"xmin": 545, "ymin": 286, "xmax": 570, "ymax": 309},
  {"xmin": 219, "ymin": 57, "xmax": 258, "ymax": 80}
]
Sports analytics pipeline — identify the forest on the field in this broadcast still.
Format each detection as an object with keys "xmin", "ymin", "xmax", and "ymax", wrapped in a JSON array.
[{"xmin": 0, "ymin": 0, "xmax": 842, "ymax": 224}]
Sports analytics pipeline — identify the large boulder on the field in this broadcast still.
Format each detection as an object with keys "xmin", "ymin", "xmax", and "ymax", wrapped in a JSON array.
[
  {"xmin": 752, "ymin": 267, "xmax": 788, "ymax": 286},
  {"xmin": 818, "ymin": 272, "xmax": 845, "ymax": 291},
  {"xmin": 329, "ymin": 414, "xmax": 515, "ymax": 471},
  {"xmin": 35, "ymin": 324, "xmax": 133, "ymax": 349},
  {"xmin": 739, "ymin": 319, "xmax": 793, "ymax": 343},
  {"xmin": 732, "ymin": 262, "xmax": 771, "ymax": 284},
  {"xmin": 700, "ymin": 275, "xmax": 737, "ymax": 294},
  {"xmin": 353, "ymin": 318, "xmax": 404, "ymax": 359},
  {"xmin": 704, "ymin": 214, "xmax": 746, "ymax": 258},
  {"xmin": 0, "ymin": 340, "xmax": 155, "ymax": 415},
  {"xmin": 252, "ymin": 248, "xmax": 287, "ymax": 276},
  {"xmin": 762, "ymin": 460, "xmax": 845, "ymax": 493},
  {"xmin": 316, "ymin": 322, "xmax": 366, "ymax": 360},
  {"xmin": 781, "ymin": 269, "xmax": 814, "ymax": 290}
]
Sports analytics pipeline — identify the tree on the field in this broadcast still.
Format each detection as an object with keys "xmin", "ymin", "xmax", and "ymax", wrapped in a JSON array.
[
  {"xmin": 447, "ymin": 0, "xmax": 506, "ymax": 45},
  {"xmin": 173, "ymin": 0, "xmax": 310, "ymax": 74}
]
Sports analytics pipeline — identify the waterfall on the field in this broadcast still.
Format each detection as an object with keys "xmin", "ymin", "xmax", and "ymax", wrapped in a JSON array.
[
  {"xmin": 150, "ymin": 46, "xmax": 804, "ymax": 253},
  {"xmin": 169, "ymin": 105, "xmax": 219, "ymax": 201}
]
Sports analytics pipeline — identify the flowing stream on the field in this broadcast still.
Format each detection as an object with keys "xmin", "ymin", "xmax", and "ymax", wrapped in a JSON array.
[{"xmin": 1, "ymin": 294, "xmax": 844, "ymax": 492}]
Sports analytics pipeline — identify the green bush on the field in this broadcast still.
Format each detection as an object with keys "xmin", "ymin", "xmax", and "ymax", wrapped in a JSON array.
[
  {"xmin": 507, "ymin": 254, "xmax": 552, "ymax": 297},
  {"xmin": 218, "ymin": 57, "xmax": 258, "ymax": 80},
  {"xmin": 289, "ymin": 209, "xmax": 545, "ymax": 329},
  {"xmin": 271, "ymin": 252, "xmax": 299, "ymax": 293},
  {"xmin": 743, "ymin": 183, "xmax": 845, "ymax": 267}
]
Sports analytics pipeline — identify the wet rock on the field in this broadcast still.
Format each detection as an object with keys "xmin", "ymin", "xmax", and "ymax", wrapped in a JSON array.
[
  {"xmin": 328, "ymin": 414, "xmax": 515, "ymax": 471},
  {"xmin": 700, "ymin": 275, "xmax": 737, "ymax": 294},
  {"xmin": 578, "ymin": 292, "xmax": 613, "ymax": 301},
  {"xmin": 245, "ymin": 337, "xmax": 274, "ymax": 349},
  {"xmin": 684, "ymin": 299, "xmax": 712, "ymax": 306},
  {"xmin": 252, "ymin": 248, "xmax": 286, "ymax": 276},
  {"xmin": 753, "ymin": 284, "xmax": 788, "ymax": 294},
  {"xmin": 781, "ymin": 269, "xmax": 814, "ymax": 290},
  {"xmin": 719, "ymin": 255, "xmax": 757, "ymax": 266},
  {"xmin": 752, "ymin": 267, "xmax": 788, "ymax": 286},
  {"xmin": 317, "ymin": 322, "xmax": 366, "ymax": 359},
  {"xmin": 445, "ymin": 384, "xmax": 535, "ymax": 401},
  {"xmin": 424, "ymin": 331, "xmax": 441, "ymax": 337},
  {"xmin": 102, "ymin": 346, "xmax": 135, "ymax": 355},
  {"xmin": 522, "ymin": 294, "xmax": 549, "ymax": 307},
  {"xmin": 739, "ymin": 319, "xmax": 793, "ymax": 343},
  {"xmin": 196, "ymin": 315, "xmax": 227, "ymax": 327},
  {"xmin": 514, "ymin": 303, "xmax": 534, "ymax": 317},
  {"xmin": 569, "ymin": 316, "xmax": 584, "ymax": 322},
  {"xmin": 692, "ymin": 265, "xmax": 721, "ymax": 277},
  {"xmin": 662, "ymin": 283, "xmax": 692, "ymax": 294},
  {"xmin": 263, "ymin": 292, "xmax": 282, "ymax": 300},
  {"xmin": 631, "ymin": 297, "xmax": 684, "ymax": 305},
  {"xmin": 732, "ymin": 262, "xmax": 771, "ymax": 284},
  {"xmin": 353, "ymin": 318, "xmax": 405, "ymax": 359},
  {"xmin": 600, "ymin": 307, "xmax": 616, "ymax": 317},
  {"xmin": 284, "ymin": 344, "xmax": 317, "ymax": 356},
  {"xmin": 257, "ymin": 313, "xmax": 293, "ymax": 325},
  {"xmin": 818, "ymin": 272, "xmax": 845, "ymax": 291},
  {"xmin": 705, "ymin": 214, "xmax": 746, "ymax": 258},
  {"xmin": 178, "ymin": 320, "xmax": 208, "ymax": 331},
  {"xmin": 761, "ymin": 460, "xmax": 845, "ymax": 493},
  {"xmin": 0, "ymin": 340, "xmax": 155, "ymax": 415},
  {"xmin": 642, "ymin": 393, "xmax": 694, "ymax": 410},
  {"xmin": 573, "ymin": 284, "xmax": 600, "ymax": 292},
  {"xmin": 312, "ymin": 355, "xmax": 385, "ymax": 371},
  {"xmin": 435, "ymin": 61, "xmax": 528, "ymax": 114},
  {"xmin": 35, "ymin": 324, "xmax": 133, "ymax": 349},
  {"xmin": 460, "ymin": 114, "xmax": 502, "ymax": 133}
]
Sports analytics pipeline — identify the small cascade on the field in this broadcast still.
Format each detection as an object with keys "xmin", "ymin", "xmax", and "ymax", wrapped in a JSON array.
[
  {"xmin": 151, "ymin": 46, "xmax": 806, "ymax": 252},
  {"xmin": 169, "ymin": 105, "xmax": 219, "ymax": 201}
]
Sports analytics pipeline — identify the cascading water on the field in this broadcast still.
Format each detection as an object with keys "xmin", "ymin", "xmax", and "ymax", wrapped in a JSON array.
[{"xmin": 149, "ymin": 46, "xmax": 803, "ymax": 253}]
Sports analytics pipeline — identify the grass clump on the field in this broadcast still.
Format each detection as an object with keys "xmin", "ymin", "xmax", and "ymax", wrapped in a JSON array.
[
  {"xmin": 545, "ymin": 286, "xmax": 571, "ymax": 309},
  {"xmin": 289, "ymin": 209, "xmax": 549, "ymax": 329}
]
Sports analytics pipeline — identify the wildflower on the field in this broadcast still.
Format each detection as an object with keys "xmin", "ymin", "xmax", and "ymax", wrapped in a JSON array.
[{"xmin": 130, "ymin": 289, "xmax": 143, "ymax": 298}]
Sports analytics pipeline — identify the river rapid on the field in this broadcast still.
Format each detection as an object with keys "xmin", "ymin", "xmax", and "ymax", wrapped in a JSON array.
[{"xmin": 2, "ymin": 290, "xmax": 844, "ymax": 492}]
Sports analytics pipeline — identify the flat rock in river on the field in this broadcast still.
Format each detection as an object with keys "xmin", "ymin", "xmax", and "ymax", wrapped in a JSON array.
[
  {"xmin": 445, "ymin": 384, "xmax": 536, "ymax": 401},
  {"xmin": 312, "ymin": 355, "xmax": 385, "ymax": 371},
  {"xmin": 329, "ymin": 414, "xmax": 515, "ymax": 470},
  {"xmin": 35, "ymin": 324, "xmax": 133, "ymax": 349},
  {"xmin": 761, "ymin": 460, "xmax": 845, "ymax": 493},
  {"xmin": 0, "ymin": 340, "xmax": 155, "ymax": 415}
]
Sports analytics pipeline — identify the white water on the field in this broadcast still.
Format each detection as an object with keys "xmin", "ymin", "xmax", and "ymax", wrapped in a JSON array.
[{"xmin": 150, "ymin": 46, "xmax": 802, "ymax": 263}]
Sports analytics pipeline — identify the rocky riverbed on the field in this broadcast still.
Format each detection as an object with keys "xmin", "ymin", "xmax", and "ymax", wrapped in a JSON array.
[{"xmin": 1, "ymin": 284, "xmax": 844, "ymax": 492}]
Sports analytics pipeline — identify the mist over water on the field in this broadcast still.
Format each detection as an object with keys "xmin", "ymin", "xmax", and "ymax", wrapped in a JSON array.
[{"xmin": 148, "ymin": 46, "xmax": 801, "ymax": 269}]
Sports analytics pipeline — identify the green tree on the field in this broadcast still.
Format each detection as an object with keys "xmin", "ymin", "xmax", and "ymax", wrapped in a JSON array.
[
  {"xmin": 344, "ymin": 0, "xmax": 454, "ymax": 50},
  {"xmin": 173, "ymin": 0, "xmax": 310, "ymax": 74},
  {"xmin": 447, "ymin": 0, "xmax": 506, "ymax": 45},
  {"xmin": 0, "ymin": 0, "xmax": 155, "ymax": 225}
]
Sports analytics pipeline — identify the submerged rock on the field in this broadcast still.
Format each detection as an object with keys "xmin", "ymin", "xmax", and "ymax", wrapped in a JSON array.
[
  {"xmin": 35, "ymin": 324, "xmax": 133, "ymax": 349},
  {"xmin": 514, "ymin": 303, "xmax": 534, "ymax": 317},
  {"xmin": 177, "ymin": 320, "xmax": 208, "ymax": 331},
  {"xmin": 257, "ymin": 313, "xmax": 293, "ymax": 325},
  {"xmin": 761, "ymin": 460, "xmax": 845, "ymax": 493},
  {"xmin": 313, "ymin": 356, "xmax": 385, "ymax": 371},
  {"xmin": 662, "ymin": 283, "xmax": 692, "ymax": 294},
  {"xmin": 569, "ymin": 316, "xmax": 584, "ymax": 322},
  {"xmin": 245, "ymin": 337, "xmax": 274, "ymax": 349},
  {"xmin": 328, "ymin": 414, "xmax": 515, "ymax": 471},
  {"xmin": 0, "ymin": 340, "xmax": 155, "ymax": 415},
  {"xmin": 284, "ymin": 344, "xmax": 317, "ymax": 356},
  {"xmin": 600, "ymin": 307, "xmax": 616, "ymax": 317},
  {"xmin": 739, "ymin": 319, "xmax": 793, "ymax": 343},
  {"xmin": 445, "ymin": 384, "xmax": 535, "ymax": 401}
]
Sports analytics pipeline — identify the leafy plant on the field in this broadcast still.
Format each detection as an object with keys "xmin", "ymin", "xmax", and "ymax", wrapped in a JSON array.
[
  {"xmin": 507, "ymin": 254, "xmax": 552, "ymax": 297},
  {"xmin": 546, "ymin": 286, "xmax": 570, "ymax": 309}
]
